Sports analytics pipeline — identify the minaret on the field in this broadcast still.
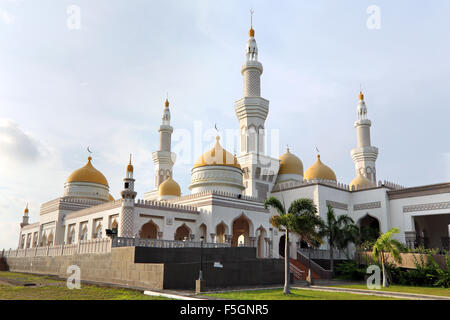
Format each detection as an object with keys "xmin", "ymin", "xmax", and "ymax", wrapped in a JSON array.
[
  {"xmin": 119, "ymin": 155, "xmax": 137, "ymax": 238},
  {"xmin": 234, "ymin": 13, "xmax": 279, "ymax": 199},
  {"xmin": 152, "ymin": 98, "xmax": 176, "ymax": 189},
  {"xmin": 20, "ymin": 204, "xmax": 29, "ymax": 228},
  {"xmin": 350, "ymin": 91, "xmax": 379, "ymax": 183}
]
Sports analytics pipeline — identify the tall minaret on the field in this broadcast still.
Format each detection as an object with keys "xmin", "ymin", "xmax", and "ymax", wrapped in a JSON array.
[
  {"xmin": 350, "ymin": 91, "xmax": 379, "ymax": 183},
  {"xmin": 152, "ymin": 98, "xmax": 175, "ymax": 189},
  {"xmin": 234, "ymin": 13, "xmax": 279, "ymax": 199},
  {"xmin": 119, "ymin": 155, "xmax": 137, "ymax": 238}
]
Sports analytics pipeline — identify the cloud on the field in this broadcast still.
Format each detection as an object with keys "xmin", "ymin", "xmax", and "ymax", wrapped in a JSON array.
[
  {"xmin": 0, "ymin": 119, "xmax": 45, "ymax": 165},
  {"xmin": 0, "ymin": 8, "xmax": 14, "ymax": 24}
]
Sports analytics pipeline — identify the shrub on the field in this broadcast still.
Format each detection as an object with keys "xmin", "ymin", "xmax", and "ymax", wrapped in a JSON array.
[{"xmin": 335, "ymin": 260, "xmax": 367, "ymax": 281}]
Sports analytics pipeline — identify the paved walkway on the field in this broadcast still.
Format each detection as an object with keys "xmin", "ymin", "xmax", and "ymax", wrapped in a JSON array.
[{"xmin": 149, "ymin": 282, "xmax": 450, "ymax": 300}]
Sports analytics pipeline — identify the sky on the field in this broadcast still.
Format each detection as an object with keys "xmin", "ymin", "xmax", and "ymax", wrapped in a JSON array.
[{"xmin": 0, "ymin": 0, "xmax": 449, "ymax": 249}]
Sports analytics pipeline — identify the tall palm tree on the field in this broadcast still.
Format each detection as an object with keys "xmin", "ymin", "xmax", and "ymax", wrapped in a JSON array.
[
  {"xmin": 265, "ymin": 197, "xmax": 323, "ymax": 294},
  {"xmin": 320, "ymin": 205, "xmax": 356, "ymax": 275},
  {"xmin": 372, "ymin": 227, "xmax": 403, "ymax": 287}
]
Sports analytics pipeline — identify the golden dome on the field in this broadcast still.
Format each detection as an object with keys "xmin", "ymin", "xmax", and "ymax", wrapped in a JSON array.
[
  {"xmin": 108, "ymin": 194, "xmax": 115, "ymax": 201},
  {"xmin": 24, "ymin": 204, "xmax": 29, "ymax": 214},
  {"xmin": 279, "ymin": 148, "xmax": 303, "ymax": 175},
  {"xmin": 249, "ymin": 27, "xmax": 255, "ymax": 37},
  {"xmin": 66, "ymin": 157, "xmax": 109, "ymax": 187},
  {"xmin": 126, "ymin": 154, "xmax": 133, "ymax": 173},
  {"xmin": 158, "ymin": 176, "xmax": 181, "ymax": 197},
  {"xmin": 165, "ymin": 98, "xmax": 169, "ymax": 108},
  {"xmin": 349, "ymin": 173, "xmax": 374, "ymax": 190},
  {"xmin": 304, "ymin": 155, "xmax": 337, "ymax": 182},
  {"xmin": 359, "ymin": 91, "xmax": 364, "ymax": 101},
  {"xmin": 193, "ymin": 136, "xmax": 241, "ymax": 170}
]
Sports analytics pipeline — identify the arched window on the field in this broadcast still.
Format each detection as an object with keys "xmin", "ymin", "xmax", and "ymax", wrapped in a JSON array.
[{"xmin": 175, "ymin": 224, "xmax": 191, "ymax": 241}]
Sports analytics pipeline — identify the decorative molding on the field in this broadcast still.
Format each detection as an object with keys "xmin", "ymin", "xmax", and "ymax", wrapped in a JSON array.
[
  {"xmin": 403, "ymin": 201, "xmax": 450, "ymax": 213},
  {"xmin": 139, "ymin": 214, "xmax": 164, "ymax": 220},
  {"xmin": 353, "ymin": 201, "xmax": 381, "ymax": 211},
  {"xmin": 326, "ymin": 200, "xmax": 348, "ymax": 211},
  {"xmin": 388, "ymin": 183, "xmax": 450, "ymax": 200},
  {"xmin": 174, "ymin": 218, "xmax": 196, "ymax": 223}
]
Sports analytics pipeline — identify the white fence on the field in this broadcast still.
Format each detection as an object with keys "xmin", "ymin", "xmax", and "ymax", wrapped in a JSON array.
[
  {"xmin": 1, "ymin": 238, "xmax": 112, "ymax": 258},
  {"xmin": 112, "ymin": 237, "xmax": 231, "ymax": 249}
]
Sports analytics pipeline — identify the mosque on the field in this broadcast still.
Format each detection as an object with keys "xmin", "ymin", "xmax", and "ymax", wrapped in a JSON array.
[{"xmin": 16, "ymin": 23, "xmax": 450, "ymax": 259}]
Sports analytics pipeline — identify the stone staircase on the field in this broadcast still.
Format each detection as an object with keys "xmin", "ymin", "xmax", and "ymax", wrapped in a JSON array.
[{"xmin": 290, "ymin": 258, "xmax": 322, "ymax": 280}]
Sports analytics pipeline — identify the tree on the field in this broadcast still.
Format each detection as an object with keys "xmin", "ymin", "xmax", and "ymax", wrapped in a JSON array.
[
  {"xmin": 265, "ymin": 197, "xmax": 323, "ymax": 294},
  {"xmin": 320, "ymin": 205, "xmax": 356, "ymax": 275},
  {"xmin": 372, "ymin": 227, "xmax": 403, "ymax": 287}
]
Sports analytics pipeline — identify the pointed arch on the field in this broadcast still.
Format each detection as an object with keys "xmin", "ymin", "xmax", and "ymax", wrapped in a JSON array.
[
  {"xmin": 215, "ymin": 221, "xmax": 229, "ymax": 244},
  {"xmin": 231, "ymin": 213, "xmax": 253, "ymax": 247},
  {"xmin": 256, "ymin": 225, "xmax": 267, "ymax": 258},
  {"xmin": 140, "ymin": 220, "xmax": 159, "ymax": 239},
  {"xmin": 199, "ymin": 223, "xmax": 207, "ymax": 240},
  {"xmin": 174, "ymin": 223, "xmax": 191, "ymax": 241}
]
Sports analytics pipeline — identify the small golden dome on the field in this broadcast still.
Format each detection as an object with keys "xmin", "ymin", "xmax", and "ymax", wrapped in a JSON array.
[
  {"xmin": 165, "ymin": 98, "xmax": 169, "ymax": 108},
  {"xmin": 126, "ymin": 154, "xmax": 133, "ymax": 173},
  {"xmin": 359, "ymin": 91, "xmax": 364, "ymax": 101},
  {"xmin": 304, "ymin": 155, "xmax": 337, "ymax": 182},
  {"xmin": 66, "ymin": 157, "xmax": 109, "ymax": 187},
  {"xmin": 249, "ymin": 27, "xmax": 255, "ymax": 37},
  {"xmin": 279, "ymin": 148, "xmax": 304, "ymax": 175},
  {"xmin": 108, "ymin": 194, "xmax": 115, "ymax": 201},
  {"xmin": 193, "ymin": 136, "xmax": 241, "ymax": 170},
  {"xmin": 349, "ymin": 173, "xmax": 374, "ymax": 190},
  {"xmin": 24, "ymin": 204, "xmax": 29, "ymax": 214},
  {"xmin": 159, "ymin": 176, "xmax": 181, "ymax": 196}
]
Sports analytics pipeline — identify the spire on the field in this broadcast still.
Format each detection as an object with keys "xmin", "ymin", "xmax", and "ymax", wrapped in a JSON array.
[
  {"xmin": 249, "ymin": 8, "xmax": 255, "ymax": 38},
  {"xmin": 359, "ymin": 91, "xmax": 364, "ymax": 101},
  {"xmin": 24, "ymin": 203, "xmax": 29, "ymax": 216},
  {"xmin": 126, "ymin": 154, "xmax": 134, "ymax": 173},
  {"xmin": 162, "ymin": 96, "xmax": 171, "ymax": 125}
]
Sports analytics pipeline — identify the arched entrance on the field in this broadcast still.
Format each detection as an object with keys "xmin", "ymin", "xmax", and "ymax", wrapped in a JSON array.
[
  {"xmin": 279, "ymin": 234, "xmax": 285, "ymax": 257},
  {"xmin": 140, "ymin": 220, "xmax": 159, "ymax": 239},
  {"xmin": 358, "ymin": 215, "xmax": 380, "ymax": 243},
  {"xmin": 216, "ymin": 222, "xmax": 228, "ymax": 243},
  {"xmin": 199, "ymin": 224, "xmax": 207, "ymax": 240},
  {"xmin": 174, "ymin": 224, "xmax": 191, "ymax": 241},
  {"xmin": 232, "ymin": 215, "xmax": 251, "ymax": 247},
  {"xmin": 257, "ymin": 227, "xmax": 267, "ymax": 258}
]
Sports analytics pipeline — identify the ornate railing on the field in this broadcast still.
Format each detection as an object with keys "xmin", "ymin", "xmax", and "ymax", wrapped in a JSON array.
[
  {"xmin": 298, "ymin": 248, "xmax": 351, "ymax": 260},
  {"xmin": 1, "ymin": 238, "xmax": 112, "ymax": 258},
  {"xmin": 111, "ymin": 237, "xmax": 231, "ymax": 249}
]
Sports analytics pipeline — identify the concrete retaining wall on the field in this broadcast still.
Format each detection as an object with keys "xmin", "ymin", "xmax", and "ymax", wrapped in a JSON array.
[
  {"xmin": 3, "ymin": 246, "xmax": 285, "ymax": 290},
  {"xmin": 4, "ymin": 247, "xmax": 165, "ymax": 289}
]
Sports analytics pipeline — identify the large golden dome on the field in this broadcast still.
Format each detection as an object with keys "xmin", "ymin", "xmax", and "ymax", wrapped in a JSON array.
[
  {"xmin": 159, "ymin": 176, "xmax": 181, "ymax": 196},
  {"xmin": 279, "ymin": 148, "xmax": 303, "ymax": 175},
  {"xmin": 193, "ymin": 136, "xmax": 241, "ymax": 170},
  {"xmin": 66, "ymin": 157, "xmax": 109, "ymax": 187},
  {"xmin": 304, "ymin": 155, "xmax": 337, "ymax": 182},
  {"xmin": 349, "ymin": 173, "xmax": 374, "ymax": 190}
]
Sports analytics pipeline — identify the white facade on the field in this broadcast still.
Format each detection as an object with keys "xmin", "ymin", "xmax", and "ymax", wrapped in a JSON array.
[{"xmin": 16, "ymin": 24, "xmax": 450, "ymax": 260}]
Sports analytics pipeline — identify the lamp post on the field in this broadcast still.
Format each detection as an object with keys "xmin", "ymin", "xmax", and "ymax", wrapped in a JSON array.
[
  {"xmin": 199, "ymin": 236, "xmax": 204, "ymax": 281},
  {"xmin": 196, "ymin": 236, "xmax": 205, "ymax": 293},
  {"xmin": 307, "ymin": 242, "xmax": 313, "ymax": 286}
]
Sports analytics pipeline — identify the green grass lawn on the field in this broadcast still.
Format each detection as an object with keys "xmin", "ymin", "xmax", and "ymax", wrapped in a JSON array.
[
  {"xmin": 205, "ymin": 288, "xmax": 404, "ymax": 300},
  {"xmin": 330, "ymin": 284, "xmax": 450, "ymax": 298},
  {"xmin": 0, "ymin": 271, "xmax": 168, "ymax": 300}
]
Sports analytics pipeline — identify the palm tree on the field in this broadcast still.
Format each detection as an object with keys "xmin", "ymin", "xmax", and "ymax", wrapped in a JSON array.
[
  {"xmin": 372, "ymin": 227, "xmax": 403, "ymax": 287},
  {"xmin": 265, "ymin": 197, "xmax": 323, "ymax": 294},
  {"xmin": 320, "ymin": 205, "xmax": 356, "ymax": 275}
]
